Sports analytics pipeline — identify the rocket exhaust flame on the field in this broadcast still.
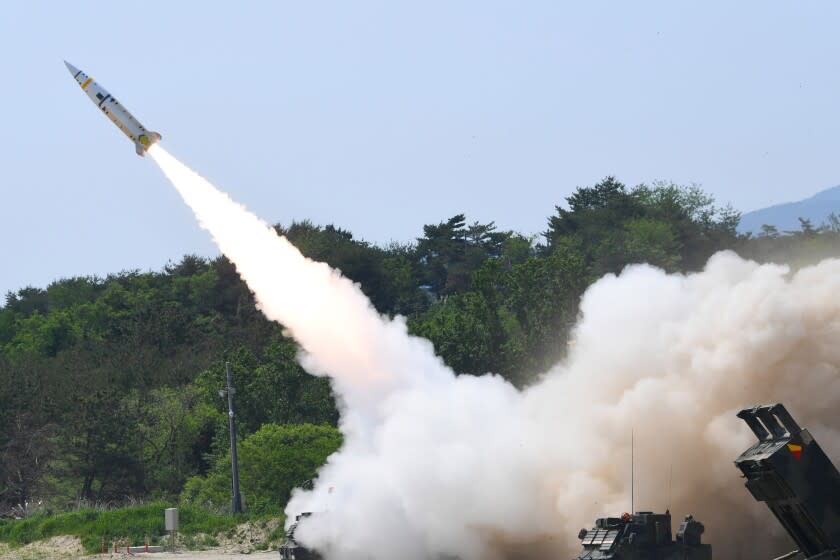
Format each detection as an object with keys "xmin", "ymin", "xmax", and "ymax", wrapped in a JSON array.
[{"xmin": 149, "ymin": 143, "xmax": 840, "ymax": 560}]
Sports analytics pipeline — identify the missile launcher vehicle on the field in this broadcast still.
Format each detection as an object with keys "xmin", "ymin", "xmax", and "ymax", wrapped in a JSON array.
[
  {"xmin": 735, "ymin": 403, "xmax": 840, "ymax": 560},
  {"xmin": 281, "ymin": 403, "xmax": 838, "ymax": 560},
  {"xmin": 575, "ymin": 510, "xmax": 711, "ymax": 560}
]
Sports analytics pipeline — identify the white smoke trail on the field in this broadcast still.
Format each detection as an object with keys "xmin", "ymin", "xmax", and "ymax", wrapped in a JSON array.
[
  {"xmin": 148, "ymin": 145, "xmax": 448, "ymax": 419},
  {"xmin": 149, "ymin": 144, "xmax": 840, "ymax": 559}
]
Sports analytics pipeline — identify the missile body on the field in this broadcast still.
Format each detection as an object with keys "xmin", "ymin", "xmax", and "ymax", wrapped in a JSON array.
[{"xmin": 64, "ymin": 61, "xmax": 161, "ymax": 156}]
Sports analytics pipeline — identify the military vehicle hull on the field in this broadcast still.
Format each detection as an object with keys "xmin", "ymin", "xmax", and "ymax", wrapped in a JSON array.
[
  {"xmin": 279, "ymin": 513, "xmax": 322, "ymax": 560},
  {"xmin": 576, "ymin": 511, "xmax": 711, "ymax": 560}
]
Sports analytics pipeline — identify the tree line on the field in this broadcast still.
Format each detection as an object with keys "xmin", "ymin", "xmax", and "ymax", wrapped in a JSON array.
[{"xmin": 1, "ymin": 177, "xmax": 837, "ymax": 515}]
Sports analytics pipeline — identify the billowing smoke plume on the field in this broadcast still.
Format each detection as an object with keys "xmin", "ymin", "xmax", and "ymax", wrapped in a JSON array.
[{"xmin": 150, "ymin": 144, "xmax": 840, "ymax": 559}]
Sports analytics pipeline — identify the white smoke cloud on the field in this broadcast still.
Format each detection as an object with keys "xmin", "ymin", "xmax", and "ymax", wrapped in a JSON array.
[{"xmin": 150, "ymin": 144, "xmax": 840, "ymax": 559}]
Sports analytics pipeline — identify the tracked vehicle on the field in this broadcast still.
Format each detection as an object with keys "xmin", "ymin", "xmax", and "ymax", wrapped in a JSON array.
[
  {"xmin": 284, "ymin": 403, "xmax": 840, "ymax": 560},
  {"xmin": 575, "ymin": 510, "xmax": 711, "ymax": 560},
  {"xmin": 575, "ymin": 402, "xmax": 840, "ymax": 560}
]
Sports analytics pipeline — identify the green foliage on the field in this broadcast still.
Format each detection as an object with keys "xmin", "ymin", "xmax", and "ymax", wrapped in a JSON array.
[
  {"xmin": 182, "ymin": 424, "xmax": 341, "ymax": 513},
  {"xmin": 6, "ymin": 177, "xmax": 836, "ymax": 523},
  {"xmin": 413, "ymin": 290, "xmax": 509, "ymax": 376},
  {"xmin": 380, "ymin": 246, "xmax": 430, "ymax": 316},
  {"xmin": 501, "ymin": 249, "xmax": 589, "ymax": 377},
  {"xmin": 139, "ymin": 386, "xmax": 219, "ymax": 496},
  {"xmin": 544, "ymin": 177, "xmax": 739, "ymax": 274},
  {"xmin": 412, "ymin": 249, "xmax": 587, "ymax": 383},
  {"xmin": 0, "ymin": 503, "xmax": 241, "ymax": 553},
  {"xmin": 617, "ymin": 218, "xmax": 682, "ymax": 272},
  {"xmin": 416, "ymin": 214, "xmax": 520, "ymax": 295},
  {"xmin": 194, "ymin": 341, "xmax": 338, "ymax": 438}
]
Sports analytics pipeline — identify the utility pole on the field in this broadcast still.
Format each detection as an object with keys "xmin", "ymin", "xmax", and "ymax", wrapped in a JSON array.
[
  {"xmin": 219, "ymin": 362, "xmax": 243, "ymax": 513},
  {"xmin": 631, "ymin": 428, "xmax": 634, "ymax": 516}
]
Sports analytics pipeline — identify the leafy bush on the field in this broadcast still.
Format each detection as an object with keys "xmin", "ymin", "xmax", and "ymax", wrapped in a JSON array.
[{"xmin": 182, "ymin": 423, "xmax": 341, "ymax": 513}]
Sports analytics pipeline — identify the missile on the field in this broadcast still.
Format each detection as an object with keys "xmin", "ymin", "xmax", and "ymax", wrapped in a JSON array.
[{"xmin": 64, "ymin": 61, "xmax": 161, "ymax": 156}]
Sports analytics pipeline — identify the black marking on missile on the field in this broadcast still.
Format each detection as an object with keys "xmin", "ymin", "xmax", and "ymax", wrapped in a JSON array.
[
  {"xmin": 98, "ymin": 94, "xmax": 111, "ymax": 108},
  {"xmin": 74, "ymin": 70, "xmax": 81, "ymax": 79}
]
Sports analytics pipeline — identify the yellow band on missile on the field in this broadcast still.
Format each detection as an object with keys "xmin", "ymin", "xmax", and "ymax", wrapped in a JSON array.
[{"xmin": 81, "ymin": 78, "xmax": 93, "ymax": 90}]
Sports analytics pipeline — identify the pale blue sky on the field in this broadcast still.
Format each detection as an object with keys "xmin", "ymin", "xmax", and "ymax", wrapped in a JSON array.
[{"xmin": 2, "ymin": 1, "xmax": 840, "ymax": 297}]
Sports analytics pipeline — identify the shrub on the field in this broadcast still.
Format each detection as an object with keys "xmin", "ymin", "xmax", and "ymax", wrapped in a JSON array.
[{"xmin": 182, "ymin": 423, "xmax": 341, "ymax": 513}]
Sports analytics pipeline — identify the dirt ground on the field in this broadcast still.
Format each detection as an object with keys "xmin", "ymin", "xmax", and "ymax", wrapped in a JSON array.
[
  {"xmin": 0, "ymin": 538, "xmax": 279, "ymax": 560},
  {"xmin": 0, "ymin": 519, "xmax": 283, "ymax": 559},
  {"xmin": 90, "ymin": 553, "xmax": 278, "ymax": 560}
]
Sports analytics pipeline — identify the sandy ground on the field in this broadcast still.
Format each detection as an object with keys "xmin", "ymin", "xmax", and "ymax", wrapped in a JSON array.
[
  {"xmin": 89, "ymin": 553, "xmax": 278, "ymax": 559},
  {"xmin": 0, "ymin": 541, "xmax": 280, "ymax": 560},
  {"xmin": 0, "ymin": 523, "xmax": 283, "ymax": 559}
]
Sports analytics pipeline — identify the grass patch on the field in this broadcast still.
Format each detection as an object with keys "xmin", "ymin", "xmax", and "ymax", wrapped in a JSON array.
[
  {"xmin": 181, "ymin": 532, "xmax": 219, "ymax": 550},
  {"xmin": 0, "ymin": 502, "xmax": 270, "ymax": 553}
]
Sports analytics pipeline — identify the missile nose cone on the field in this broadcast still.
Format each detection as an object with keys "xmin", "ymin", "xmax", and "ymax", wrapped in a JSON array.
[{"xmin": 64, "ymin": 61, "xmax": 81, "ymax": 77}]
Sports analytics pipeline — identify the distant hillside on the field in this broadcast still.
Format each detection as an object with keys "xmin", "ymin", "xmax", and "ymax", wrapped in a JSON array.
[{"xmin": 739, "ymin": 185, "xmax": 840, "ymax": 234}]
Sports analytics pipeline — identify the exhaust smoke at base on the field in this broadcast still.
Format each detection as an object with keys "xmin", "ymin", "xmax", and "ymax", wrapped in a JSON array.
[{"xmin": 149, "ymin": 144, "xmax": 840, "ymax": 560}]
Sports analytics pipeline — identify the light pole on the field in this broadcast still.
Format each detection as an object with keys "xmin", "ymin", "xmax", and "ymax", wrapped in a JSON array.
[{"xmin": 219, "ymin": 361, "xmax": 243, "ymax": 513}]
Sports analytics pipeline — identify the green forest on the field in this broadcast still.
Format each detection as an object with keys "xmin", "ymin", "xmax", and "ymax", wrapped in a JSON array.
[{"xmin": 2, "ymin": 177, "xmax": 839, "ymax": 520}]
